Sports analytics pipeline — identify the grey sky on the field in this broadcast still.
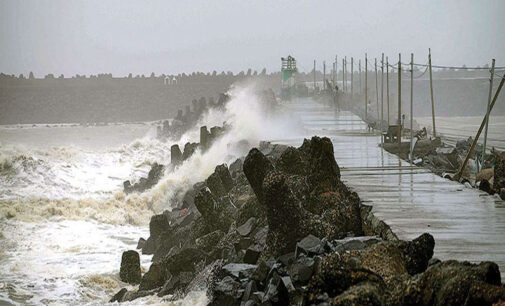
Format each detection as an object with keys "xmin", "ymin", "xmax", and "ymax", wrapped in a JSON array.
[{"xmin": 1, "ymin": 0, "xmax": 504, "ymax": 77}]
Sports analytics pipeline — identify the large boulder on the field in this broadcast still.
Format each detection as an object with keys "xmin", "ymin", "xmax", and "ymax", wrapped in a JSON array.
[
  {"xmin": 243, "ymin": 148, "xmax": 274, "ymax": 204},
  {"xmin": 494, "ymin": 152, "xmax": 505, "ymax": 191},
  {"xmin": 119, "ymin": 250, "xmax": 141, "ymax": 284}
]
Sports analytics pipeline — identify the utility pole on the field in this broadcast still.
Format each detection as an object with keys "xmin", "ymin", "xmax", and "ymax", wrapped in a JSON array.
[
  {"xmin": 313, "ymin": 60, "xmax": 316, "ymax": 90},
  {"xmin": 365, "ymin": 54, "xmax": 368, "ymax": 121},
  {"xmin": 342, "ymin": 58, "xmax": 346, "ymax": 93},
  {"xmin": 359, "ymin": 59, "xmax": 362, "ymax": 94},
  {"xmin": 381, "ymin": 53, "xmax": 384, "ymax": 133},
  {"xmin": 323, "ymin": 61, "xmax": 326, "ymax": 90},
  {"xmin": 398, "ymin": 54, "xmax": 402, "ymax": 148},
  {"xmin": 351, "ymin": 57, "xmax": 354, "ymax": 99},
  {"xmin": 344, "ymin": 56, "xmax": 347, "ymax": 92},
  {"xmin": 410, "ymin": 53, "xmax": 414, "ymax": 164},
  {"xmin": 335, "ymin": 55, "xmax": 338, "ymax": 85},
  {"xmin": 428, "ymin": 48, "xmax": 436, "ymax": 138},
  {"xmin": 375, "ymin": 58, "xmax": 379, "ymax": 120},
  {"xmin": 482, "ymin": 58, "xmax": 496, "ymax": 169},
  {"xmin": 386, "ymin": 56, "xmax": 390, "ymax": 126}
]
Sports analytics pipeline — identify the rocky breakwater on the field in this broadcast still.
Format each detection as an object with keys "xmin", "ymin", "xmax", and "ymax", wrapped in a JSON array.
[{"xmin": 112, "ymin": 136, "xmax": 505, "ymax": 305}]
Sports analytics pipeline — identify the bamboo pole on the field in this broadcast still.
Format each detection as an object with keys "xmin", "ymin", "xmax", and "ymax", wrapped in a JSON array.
[
  {"xmin": 455, "ymin": 73, "xmax": 505, "ymax": 181},
  {"xmin": 482, "ymin": 58, "xmax": 496, "ymax": 168},
  {"xmin": 428, "ymin": 48, "xmax": 436, "ymax": 138}
]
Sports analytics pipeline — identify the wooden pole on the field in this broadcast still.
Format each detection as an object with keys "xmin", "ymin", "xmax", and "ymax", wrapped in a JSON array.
[
  {"xmin": 456, "ymin": 73, "xmax": 505, "ymax": 180},
  {"xmin": 410, "ymin": 53, "xmax": 414, "ymax": 164},
  {"xmin": 398, "ymin": 54, "xmax": 402, "ymax": 147},
  {"xmin": 428, "ymin": 48, "xmax": 436, "ymax": 138},
  {"xmin": 375, "ymin": 58, "xmax": 379, "ymax": 120},
  {"xmin": 482, "ymin": 58, "xmax": 496, "ymax": 168},
  {"xmin": 351, "ymin": 57, "xmax": 354, "ymax": 98},
  {"xmin": 365, "ymin": 54, "xmax": 368, "ymax": 121},
  {"xmin": 386, "ymin": 56, "xmax": 390, "ymax": 126}
]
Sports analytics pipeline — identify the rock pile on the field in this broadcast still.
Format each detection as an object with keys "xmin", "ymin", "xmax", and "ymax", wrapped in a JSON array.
[{"xmin": 112, "ymin": 137, "xmax": 505, "ymax": 304}]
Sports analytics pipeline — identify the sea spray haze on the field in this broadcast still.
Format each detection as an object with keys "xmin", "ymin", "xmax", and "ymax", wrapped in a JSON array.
[{"xmin": 0, "ymin": 83, "xmax": 304, "ymax": 305}]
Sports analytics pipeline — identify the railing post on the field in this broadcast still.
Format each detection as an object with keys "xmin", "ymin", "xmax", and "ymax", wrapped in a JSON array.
[
  {"xmin": 386, "ymin": 56, "xmax": 390, "ymax": 126},
  {"xmin": 365, "ymin": 54, "xmax": 368, "ymax": 122},
  {"xmin": 410, "ymin": 53, "xmax": 414, "ymax": 164},
  {"xmin": 398, "ymin": 54, "xmax": 402, "ymax": 148}
]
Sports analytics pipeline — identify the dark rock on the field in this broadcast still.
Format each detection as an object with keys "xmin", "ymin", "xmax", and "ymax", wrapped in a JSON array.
[
  {"xmin": 243, "ymin": 246, "xmax": 261, "ymax": 265},
  {"xmin": 222, "ymin": 263, "xmax": 257, "ymax": 279},
  {"xmin": 109, "ymin": 288, "xmax": 127, "ymax": 303},
  {"xmin": 278, "ymin": 252, "xmax": 296, "ymax": 267},
  {"xmin": 229, "ymin": 158, "xmax": 243, "ymax": 178},
  {"xmin": 200, "ymin": 126, "xmax": 211, "ymax": 150},
  {"xmin": 171, "ymin": 144, "xmax": 183, "ymax": 165},
  {"xmin": 295, "ymin": 234, "xmax": 322, "ymax": 257},
  {"xmin": 139, "ymin": 261, "xmax": 165, "ymax": 291},
  {"xmin": 398, "ymin": 232, "xmax": 435, "ymax": 275},
  {"xmin": 494, "ymin": 152, "xmax": 505, "ymax": 191},
  {"xmin": 330, "ymin": 282, "xmax": 385, "ymax": 306},
  {"xmin": 210, "ymin": 276, "xmax": 242, "ymax": 306},
  {"xmin": 428, "ymin": 257, "xmax": 441, "ymax": 267},
  {"xmin": 215, "ymin": 164, "xmax": 234, "ymax": 192},
  {"xmin": 234, "ymin": 237, "xmax": 253, "ymax": 252},
  {"xmin": 242, "ymin": 280, "xmax": 257, "ymax": 302},
  {"xmin": 401, "ymin": 260, "xmax": 505, "ymax": 306},
  {"xmin": 136, "ymin": 238, "xmax": 146, "ymax": 250},
  {"xmin": 195, "ymin": 230, "xmax": 225, "ymax": 252},
  {"xmin": 206, "ymin": 171, "xmax": 227, "ymax": 197},
  {"xmin": 182, "ymin": 142, "xmax": 198, "ymax": 161},
  {"xmin": 157, "ymin": 274, "xmax": 180, "ymax": 297},
  {"xmin": 237, "ymin": 217, "xmax": 257, "ymax": 237},
  {"xmin": 289, "ymin": 256, "xmax": 314, "ymax": 284},
  {"xmin": 149, "ymin": 214, "xmax": 170, "ymax": 238},
  {"xmin": 479, "ymin": 179, "xmax": 493, "ymax": 194},
  {"xmin": 243, "ymin": 148, "xmax": 274, "ymax": 204},
  {"xmin": 252, "ymin": 260, "xmax": 271, "ymax": 283},
  {"xmin": 120, "ymin": 250, "xmax": 141, "ymax": 284},
  {"xmin": 334, "ymin": 239, "xmax": 367, "ymax": 253},
  {"xmin": 123, "ymin": 163, "xmax": 164, "ymax": 194}
]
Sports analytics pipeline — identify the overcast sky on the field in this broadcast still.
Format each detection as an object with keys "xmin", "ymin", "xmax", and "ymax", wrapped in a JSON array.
[{"xmin": 1, "ymin": 0, "xmax": 504, "ymax": 77}]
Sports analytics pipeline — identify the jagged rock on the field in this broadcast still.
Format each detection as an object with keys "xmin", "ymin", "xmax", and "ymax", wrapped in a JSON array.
[
  {"xmin": 243, "ymin": 246, "xmax": 261, "ymax": 264},
  {"xmin": 330, "ymin": 282, "xmax": 385, "ymax": 306},
  {"xmin": 121, "ymin": 289, "xmax": 160, "ymax": 302},
  {"xmin": 229, "ymin": 158, "xmax": 243, "ymax": 178},
  {"xmin": 242, "ymin": 280, "xmax": 257, "ymax": 303},
  {"xmin": 149, "ymin": 214, "xmax": 170, "ymax": 238},
  {"xmin": 206, "ymin": 171, "xmax": 227, "ymax": 197},
  {"xmin": 210, "ymin": 276, "xmax": 242, "ymax": 306},
  {"xmin": 182, "ymin": 142, "xmax": 199, "ymax": 160},
  {"xmin": 295, "ymin": 234, "xmax": 323, "ymax": 257},
  {"xmin": 289, "ymin": 255, "xmax": 315, "ymax": 283},
  {"xmin": 200, "ymin": 126, "xmax": 211, "ymax": 150},
  {"xmin": 309, "ymin": 233, "xmax": 435, "ymax": 300},
  {"xmin": 401, "ymin": 260, "xmax": 505, "ymax": 306},
  {"xmin": 171, "ymin": 144, "xmax": 183, "ymax": 165},
  {"xmin": 398, "ymin": 233, "xmax": 435, "ymax": 275},
  {"xmin": 243, "ymin": 148, "xmax": 274, "ymax": 204},
  {"xmin": 494, "ymin": 152, "xmax": 505, "ymax": 191},
  {"xmin": 123, "ymin": 163, "xmax": 164, "ymax": 194},
  {"xmin": 479, "ymin": 179, "xmax": 493, "ymax": 194},
  {"xmin": 195, "ymin": 230, "xmax": 225, "ymax": 252},
  {"xmin": 120, "ymin": 250, "xmax": 141, "ymax": 284},
  {"xmin": 136, "ymin": 238, "xmax": 146, "ymax": 250},
  {"xmin": 236, "ymin": 217, "xmax": 257, "ymax": 237},
  {"xmin": 139, "ymin": 261, "xmax": 165, "ymax": 291},
  {"xmin": 222, "ymin": 263, "xmax": 257, "ymax": 279},
  {"xmin": 110, "ymin": 288, "xmax": 127, "ymax": 302},
  {"xmin": 214, "ymin": 164, "xmax": 234, "ymax": 192}
]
